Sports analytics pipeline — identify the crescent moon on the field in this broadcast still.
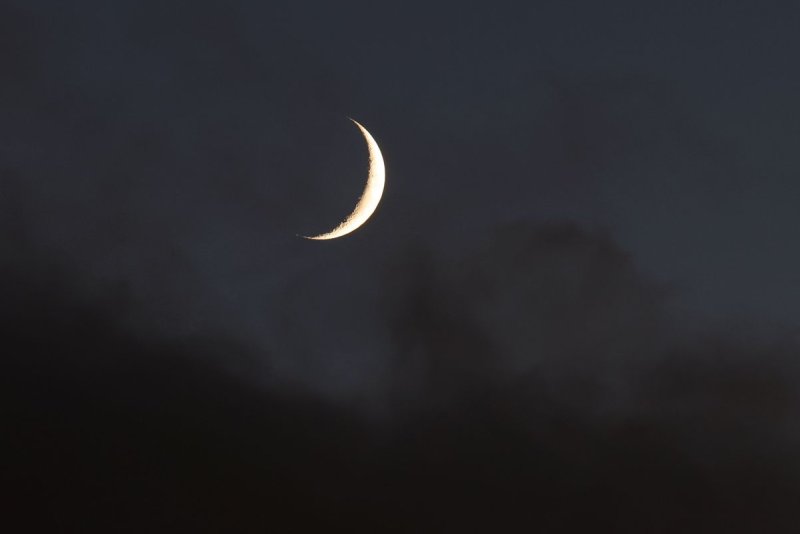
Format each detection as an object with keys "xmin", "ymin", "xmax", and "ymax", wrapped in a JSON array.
[{"xmin": 302, "ymin": 118, "xmax": 385, "ymax": 240}]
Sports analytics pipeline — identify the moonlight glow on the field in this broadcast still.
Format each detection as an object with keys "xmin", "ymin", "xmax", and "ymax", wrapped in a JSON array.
[{"xmin": 303, "ymin": 118, "xmax": 385, "ymax": 240}]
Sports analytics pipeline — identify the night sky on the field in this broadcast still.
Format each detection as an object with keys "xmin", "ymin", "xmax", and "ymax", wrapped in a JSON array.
[{"xmin": 3, "ymin": 1, "xmax": 800, "ymax": 532}]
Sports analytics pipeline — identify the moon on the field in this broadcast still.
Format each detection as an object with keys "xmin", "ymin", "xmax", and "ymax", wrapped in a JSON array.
[{"xmin": 302, "ymin": 118, "xmax": 385, "ymax": 240}]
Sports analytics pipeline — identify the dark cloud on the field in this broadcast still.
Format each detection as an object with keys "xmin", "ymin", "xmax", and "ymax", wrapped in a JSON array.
[
  {"xmin": 384, "ymin": 224, "xmax": 668, "ymax": 403},
  {"xmin": 5, "ymin": 222, "xmax": 800, "ymax": 532}
]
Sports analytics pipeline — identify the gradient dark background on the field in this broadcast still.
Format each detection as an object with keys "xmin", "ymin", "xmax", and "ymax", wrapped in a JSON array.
[{"xmin": 3, "ymin": 1, "xmax": 800, "ymax": 532}]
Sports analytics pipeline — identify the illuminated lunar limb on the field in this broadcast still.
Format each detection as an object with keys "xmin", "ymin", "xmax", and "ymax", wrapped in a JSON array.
[{"xmin": 302, "ymin": 119, "xmax": 385, "ymax": 240}]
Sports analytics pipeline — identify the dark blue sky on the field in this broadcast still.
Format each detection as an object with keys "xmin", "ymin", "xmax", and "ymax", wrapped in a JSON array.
[{"xmin": 4, "ymin": 0, "xmax": 800, "ymax": 329}]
